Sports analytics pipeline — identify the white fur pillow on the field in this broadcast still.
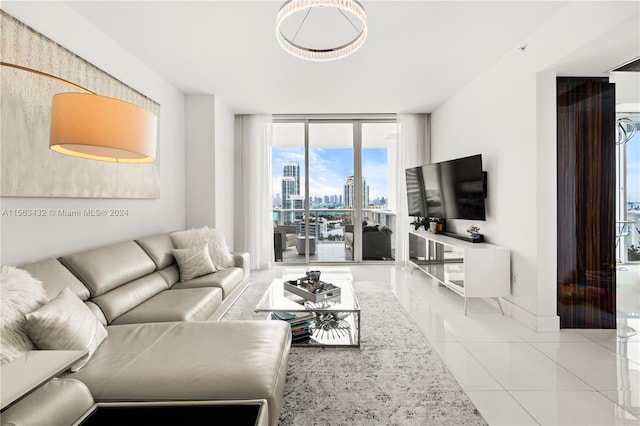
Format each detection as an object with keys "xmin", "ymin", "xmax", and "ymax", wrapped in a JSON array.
[
  {"xmin": 207, "ymin": 228, "xmax": 235, "ymax": 269},
  {"xmin": 172, "ymin": 244, "xmax": 217, "ymax": 281},
  {"xmin": 170, "ymin": 227, "xmax": 208, "ymax": 251},
  {"xmin": 24, "ymin": 287, "xmax": 108, "ymax": 372},
  {"xmin": 171, "ymin": 227, "xmax": 235, "ymax": 270},
  {"xmin": 0, "ymin": 266, "xmax": 49, "ymax": 364}
]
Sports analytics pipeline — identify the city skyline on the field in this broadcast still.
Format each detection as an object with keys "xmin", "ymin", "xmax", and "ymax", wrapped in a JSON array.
[{"xmin": 272, "ymin": 147, "xmax": 389, "ymax": 206}]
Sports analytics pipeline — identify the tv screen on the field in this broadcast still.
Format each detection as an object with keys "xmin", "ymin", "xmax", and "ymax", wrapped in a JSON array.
[
  {"xmin": 421, "ymin": 154, "xmax": 486, "ymax": 221},
  {"xmin": 405, "ymin": 166, "xmax": 427, "ymax": 217}
]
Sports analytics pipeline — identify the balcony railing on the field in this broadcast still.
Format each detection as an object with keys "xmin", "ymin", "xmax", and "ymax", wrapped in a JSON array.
[{"xmin": 273, "ymin": 208, "xmax": 396, "ymax": 263}]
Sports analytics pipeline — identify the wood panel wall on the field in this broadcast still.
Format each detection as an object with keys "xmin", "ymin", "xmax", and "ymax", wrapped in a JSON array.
[{"xmin": 557, "ymin": 77, "xmax": 616, "ymax": 329}]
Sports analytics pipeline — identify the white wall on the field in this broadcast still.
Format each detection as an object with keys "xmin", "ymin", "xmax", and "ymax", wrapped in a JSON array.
[
  {"xmin": 430, "ymin": 2, "xmax": 638, "ymax": 330},
  {"xmin": 0, "ymin": 2, "xmax": 186, "ymax": 266},
  {"xmin": 214, "ymin": 98, "xmax": 236, "ymax": 249},
  {"xmin": 185, "ymin": 95, "xmax": 216, "ymax": 229},
  {"xmin": 184, "ymin": 95, "xmax": 235, "ymax": 248}
]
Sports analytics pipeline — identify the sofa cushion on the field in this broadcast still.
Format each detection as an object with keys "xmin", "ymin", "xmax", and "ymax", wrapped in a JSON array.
[
  {"xmin": 59, "ymin": 241, "xmax": 156, "ymax": 297},
  {"xmin": 135, "ymin": 232, "xmax": 176, "ymax": 269},
  {"xmin": 171, "ymin": 267, "xmax": 243, "ymax": 298},
  {"xmin": 172, "ymin": 244, "xmax": 217, "ymax": 281},
  {"xmin": 158, "ymin": 264, "xmax": 180, "ymax": 287},
  {"xmin": 110, "ymin": 288, "xmax": 222, "ymax": 324},
  {"xmin": 65, "ymin": 321, "xmax": 291, "ymax": 426},
  {"xmin": 20, "ymin": 258, "xmax": 91, "ymax": 301},
  {"xmin": 0, "ymin": 266, "xmax": 48, "ymax": 364},
  {"xmin": 24, "ymin": 287, "xmax": 108, "ymax": 372},
  {"xmin": 90, "ymin": 272, "xmax": 169, "ymax": 324}
]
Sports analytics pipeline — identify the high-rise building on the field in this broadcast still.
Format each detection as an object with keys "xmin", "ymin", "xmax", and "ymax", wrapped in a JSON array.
[
  {"xmin": 343, "ymin": 176, "xmax": 370, "ymax": 208},
  {"xmin": 282, "ymin": 161, "xmax": 300, "ymax": 194},
  {"xmin": 281, "ymin": 162, "xmax": 302, "ymax": 223}
]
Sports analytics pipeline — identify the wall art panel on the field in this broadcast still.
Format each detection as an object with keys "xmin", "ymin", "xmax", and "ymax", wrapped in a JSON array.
[{"xmin": 0, "ymin": 11, "xmax": 160, "ymax": 198}]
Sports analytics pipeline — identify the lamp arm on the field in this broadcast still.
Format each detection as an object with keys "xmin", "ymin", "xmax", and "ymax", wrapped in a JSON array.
[{"xmin": 0, "ymin": 61, "xmax": 94, "ymax": 94}]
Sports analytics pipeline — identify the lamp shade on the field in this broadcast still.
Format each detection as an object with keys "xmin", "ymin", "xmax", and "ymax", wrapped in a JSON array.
[{"xmin": 49, "ymin": 93, "xmax": 157, "ymax": 163}]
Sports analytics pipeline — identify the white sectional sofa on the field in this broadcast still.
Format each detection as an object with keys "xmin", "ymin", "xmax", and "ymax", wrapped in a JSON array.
[{"xmin": 1, "ymin": 228, "xmax": 291, "ymax": 426}]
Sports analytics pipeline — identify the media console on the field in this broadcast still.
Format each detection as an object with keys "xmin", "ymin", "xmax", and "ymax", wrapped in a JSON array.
[{"xmin": 408, "ymin": 230, "xmax": 510, "ymax": 315}]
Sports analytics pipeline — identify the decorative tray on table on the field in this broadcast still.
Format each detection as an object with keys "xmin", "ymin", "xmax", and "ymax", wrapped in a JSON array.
[{"xmin": 284, "ymin": 277, "xmax": 341, "ymax": 303}]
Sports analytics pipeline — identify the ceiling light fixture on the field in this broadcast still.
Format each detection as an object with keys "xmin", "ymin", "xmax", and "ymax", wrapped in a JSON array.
[
  {"xmin": 276, "ymin": 0, "xmax": 368, "ymax": 61},
  {"xmin": 1, "ymin": 62, "xmax": 157, "ymax": 163}
]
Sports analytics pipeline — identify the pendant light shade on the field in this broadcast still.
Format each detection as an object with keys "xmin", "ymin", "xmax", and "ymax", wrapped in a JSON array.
[
  {"xmin": 276, "ymin": 0, "xmax": 368, "ymax": 61},
  {"xmin": 49, "ymin": 93, "xmax": 157, "ymax": 163}
]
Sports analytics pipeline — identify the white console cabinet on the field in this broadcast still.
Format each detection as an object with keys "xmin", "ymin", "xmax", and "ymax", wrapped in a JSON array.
[{"xmin": 408, "ymin": 230, "xmax": 510, "ymax": 315}]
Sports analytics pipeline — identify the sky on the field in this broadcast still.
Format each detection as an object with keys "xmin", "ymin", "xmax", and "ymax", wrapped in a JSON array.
[{"xmin": 272, "ymin": 147, "xmax": 389, "ymax": 203}]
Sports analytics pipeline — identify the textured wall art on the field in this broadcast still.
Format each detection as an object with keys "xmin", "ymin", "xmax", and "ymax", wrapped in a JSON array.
[{"xmin": 0, "ymin": 11, "xmax": 160, "ymax": 198}]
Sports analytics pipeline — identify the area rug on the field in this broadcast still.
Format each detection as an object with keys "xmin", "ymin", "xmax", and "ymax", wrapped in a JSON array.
[{"xmin": 223, "ymin": 279, "xmax": 487, "ymax": 425}]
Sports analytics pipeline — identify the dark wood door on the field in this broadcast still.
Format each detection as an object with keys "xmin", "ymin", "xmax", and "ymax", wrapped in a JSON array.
[{"xmin": 557, "ymin": 77, "xmax": 616, "ymax": 329}]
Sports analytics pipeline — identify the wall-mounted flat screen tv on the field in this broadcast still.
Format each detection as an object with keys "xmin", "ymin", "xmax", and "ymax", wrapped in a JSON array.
[
  {"xmin": 421, "ymin": 154, "xmax": 486, "ymax": 221},
  {"xmin": 405, "ymin": 166, "xmax": 428, "ymax": 217}
]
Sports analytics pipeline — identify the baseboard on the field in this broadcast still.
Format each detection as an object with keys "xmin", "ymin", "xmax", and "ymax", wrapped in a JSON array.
[{"xmin": 500, "ymin": 297, "xmax": 560, "ymax": 332}]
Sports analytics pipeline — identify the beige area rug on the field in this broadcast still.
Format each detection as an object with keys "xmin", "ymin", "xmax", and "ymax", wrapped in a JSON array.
[{"xmin": 223, "ymin": 279, "xmax": 486, "ymax": 426}]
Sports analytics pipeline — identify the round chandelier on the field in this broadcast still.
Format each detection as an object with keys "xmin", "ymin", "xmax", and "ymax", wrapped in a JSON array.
[{"xmin": 275, "ymin": 0, "xmax": 368, "ymax": 61}]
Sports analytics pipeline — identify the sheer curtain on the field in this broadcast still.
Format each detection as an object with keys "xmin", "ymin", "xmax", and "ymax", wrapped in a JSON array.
[
  {"xmin": 395, "ymin": 113, "xmax": 430, "ymax": 266},
  {"xmin": 234, "ymin": 115, "xmax": 273, "ymax": 270}
]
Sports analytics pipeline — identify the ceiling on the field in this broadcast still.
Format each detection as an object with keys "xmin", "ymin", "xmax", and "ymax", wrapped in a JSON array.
[{"xmin": 65, "ymin": 1, "xmax": 636, "ymax": 114}]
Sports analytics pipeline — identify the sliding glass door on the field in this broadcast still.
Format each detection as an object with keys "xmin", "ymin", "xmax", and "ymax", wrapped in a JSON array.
[
  {"xmin": 272, "ymin": 116, "xmax": 396, "ymax": 264},
  {"xmin": 308, "ymin": 122, "xmax": 354, "ymax": 262}
]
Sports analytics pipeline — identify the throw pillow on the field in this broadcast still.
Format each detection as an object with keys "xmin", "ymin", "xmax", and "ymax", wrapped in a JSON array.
[
  {"xmin": 170, "ymin": 227, "xmax": 208, "ymax": 251},
  {"xmin": 24, "ymin": 287, "xmax": 108, "ymax": 372},
  {"xmin": 172, "ymin": 244, "xmax": 217, "ymax": 281},
  {"xmin": 0, "ymin": 266, "xmax": 49, "ymax": 364},
  {"xmin": 207, "ymin": 227, "xmax": 235, "ymax": 269}
]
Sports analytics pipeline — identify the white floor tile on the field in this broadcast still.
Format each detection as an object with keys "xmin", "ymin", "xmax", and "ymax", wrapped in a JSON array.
[
  {"xmin": 510, "ymin": 390, "xmax": 639, "ymax": 425},
  {"xmin": 531, "ymin": 342, "xmax": 640, "ymax": 391},
  {"xmin": 602, "ymin": 390, "xmax": 640, "ymax": 418},
  {"xmin": 462, "ymin": 342, "xmax": 593, "ymax": 391},
  {"xmin": 576, "ymin": 328, "xmax": 640, "ymax": 343},
  {"xmin": 596, "ymin": 341, "xmax": 640, "ymax": 365},
  {"xmin": 438, "ymin": 311, "xmax": 525, "ymax": 343},
  {"xmin": 466, "ymin": 391, "xmax": 538, "ymax": 425},
  {"xmin": 430, "ymin": 342, "xmax": 503, "ymax": 391},
  {"xmin": 489, "ymin": 316, "xmax": 593, "ymax": 343}
]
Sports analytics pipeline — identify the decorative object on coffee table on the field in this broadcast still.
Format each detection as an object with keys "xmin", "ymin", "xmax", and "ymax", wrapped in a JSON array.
[
  {"xmin": 304, "ymin": 300, "xmax": 350, "ymax": 340},
  {"xmin": 283, "ymin": 270, "xmax": 342, "ymax": 303}
]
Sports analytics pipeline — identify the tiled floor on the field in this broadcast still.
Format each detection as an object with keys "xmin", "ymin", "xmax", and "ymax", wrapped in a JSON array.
[{"xmin": 254, "ymin": 263, "xmax": 640, "ymax": 425}]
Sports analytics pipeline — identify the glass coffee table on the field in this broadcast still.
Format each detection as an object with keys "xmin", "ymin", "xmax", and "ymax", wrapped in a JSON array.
[{"xmin": 255, "ymin": 269, "xmax": 360, "ymax": 347}]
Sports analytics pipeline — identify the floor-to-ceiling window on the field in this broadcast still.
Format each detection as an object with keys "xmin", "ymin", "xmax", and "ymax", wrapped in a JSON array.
[{"xmin": 272, "ymin": 116, "xmax": 396, "ymax": 264}]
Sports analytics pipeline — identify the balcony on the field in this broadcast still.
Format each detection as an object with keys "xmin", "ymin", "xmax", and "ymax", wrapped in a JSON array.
[{"xmin": 273, "ymin": 208, "xmax": 396, "ymax": 263}]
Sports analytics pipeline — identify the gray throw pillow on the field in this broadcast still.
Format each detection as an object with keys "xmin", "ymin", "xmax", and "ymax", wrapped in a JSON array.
[{"xmin": 172, "ymin": 244, "xmax": 217, "ymax": 281}]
